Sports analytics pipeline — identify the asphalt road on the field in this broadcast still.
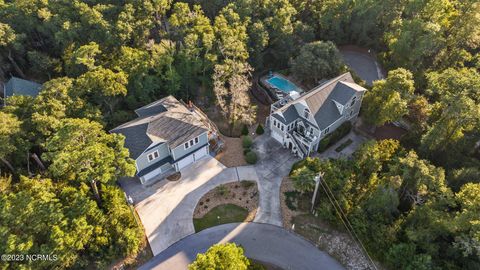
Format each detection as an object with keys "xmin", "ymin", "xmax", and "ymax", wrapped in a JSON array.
[
  {"xmin": 139, "ymin": 223, "xmax": 345, "ymax": 270},
  {"xmin": 340, "ymin": 50, "xmax": 383, "ymax": 86}
]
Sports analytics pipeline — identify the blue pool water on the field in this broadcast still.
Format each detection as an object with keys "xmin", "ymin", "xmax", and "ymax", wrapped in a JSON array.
[{"xmin": 267, "ymin": 76, "xmax": 299, "ymax": 93}]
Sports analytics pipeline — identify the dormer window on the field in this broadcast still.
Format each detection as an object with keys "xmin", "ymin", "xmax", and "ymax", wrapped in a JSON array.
[
  {"xmin": 303, "ymin": 109, "xmax": 310, "ymax": 119},
  {"xmin": 350, "ymin": 96, "xmax": 356, "ymax": 107}
]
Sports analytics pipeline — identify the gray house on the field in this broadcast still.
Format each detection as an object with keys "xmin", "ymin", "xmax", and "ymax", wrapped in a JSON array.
[
  {"xmin": 267, "ymin": 72, "xmax": 366, "ymax": 158},
  {"xmin": 1, "ymin": 76, "xmax": 42, "ymax": 105},
  {"xmin": 111, "ymin": 96, "xmax": 215, "ymax": 184}
]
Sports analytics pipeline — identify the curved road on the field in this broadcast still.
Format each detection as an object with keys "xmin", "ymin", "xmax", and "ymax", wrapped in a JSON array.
[{"xmin": 139, "ymin": 223, "xmax": 344, "ymax": 270}]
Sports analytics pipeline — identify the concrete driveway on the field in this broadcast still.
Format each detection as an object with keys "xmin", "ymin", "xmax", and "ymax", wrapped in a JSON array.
[
  {"xmin": 139, "ymin": 223, "xmax": 344, "ymax": 270},
  {"xmin": 252, "ymin": 135, "xmax": 300, "ymax": 226},
  {"xmin": 123, "ymin": 156, "xmax": 259, "ymax": 255}
]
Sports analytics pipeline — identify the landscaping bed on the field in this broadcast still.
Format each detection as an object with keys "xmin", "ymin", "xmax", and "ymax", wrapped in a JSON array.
[
  {"xmin": 193, "ymin": 181, "xmax": 259, "ymax": 231},
  {"xmin": 215, "ymin": 135, "xmax": 247, "ymax": 167}
]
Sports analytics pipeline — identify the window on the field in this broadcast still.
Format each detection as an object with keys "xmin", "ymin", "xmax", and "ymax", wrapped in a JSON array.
[
  {"xmin": 281, "ymin": 125, "xmax": 284, "ymax": 131},
  {"xmin": 324, "ymin": 127, "xmax": 330, "ymax": 134},
  {"xmin": 184, "ymin": 136, "xmax": 199, "ymax": 149},
  {"xmin": 303, "ymin": 109, "xmax": 310, "ymax": 119},
  {"xmin": 273, "ymin": 119, "xmax": 277, "ymax": 127},
  {"xmin": 350, "ymin": 110, "xmax": 353, "ymax": 116},
  {"xmin": 147, "ymin": 151, "xmax": 159, "ymax": 162},
  {"xmin": 350, "ymin": 96, "xmax": 356, "ymax": 107}
]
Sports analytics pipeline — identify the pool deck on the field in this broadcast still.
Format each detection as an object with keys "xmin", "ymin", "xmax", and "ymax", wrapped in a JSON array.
[{"xmin": 259, "ymin": 73, "xmax": 304, "ymax": 101}]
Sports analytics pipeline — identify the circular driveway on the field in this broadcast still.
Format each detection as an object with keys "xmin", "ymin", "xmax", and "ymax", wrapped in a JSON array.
[{"xmin": 139, "ymin": 223, "xmax": 345, "ymax": 270}]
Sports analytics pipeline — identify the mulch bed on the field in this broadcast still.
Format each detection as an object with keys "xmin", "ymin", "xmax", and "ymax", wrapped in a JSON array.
[
  {"xmin": 215, "ymin": 135, "xmax": 247, "ymax": 167},
  {"xmin": 194, "ymin": 181, "xmax": 258, "ymax": 222},
  {"xmin": 166, "ymin": 172, "xmax": 181, "ymax": 181}
]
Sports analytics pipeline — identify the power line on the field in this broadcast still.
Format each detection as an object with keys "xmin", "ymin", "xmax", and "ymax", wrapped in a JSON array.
[{"xmin": 318, "ymin": 177, "xmax": 378, "ymax": 270}]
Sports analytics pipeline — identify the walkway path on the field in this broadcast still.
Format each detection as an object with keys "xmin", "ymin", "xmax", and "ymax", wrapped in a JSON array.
[{"xmin": 139, "ymin": 223, "xmax": 345, "ymax": 270}]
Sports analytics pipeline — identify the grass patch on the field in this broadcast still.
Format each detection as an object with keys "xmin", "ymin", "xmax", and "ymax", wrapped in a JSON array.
[
  {"xmin": 193, "ymin": 204, "xmax": 248, "ymax": 232},
  {"xmin": 335, "ymin": 139, "xmax": 353, "ymax": 153}
]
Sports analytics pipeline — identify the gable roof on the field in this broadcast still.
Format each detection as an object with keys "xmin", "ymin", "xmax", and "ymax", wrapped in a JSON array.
[
  {"xmin": 111, "ymin": 96, "xmax": 208, "ymax": 159},
  {"xmin": 276, "ymin": 73, "xmax": 366, "ymax": 130},
  {"xmin": 4, "ymin": 77, "xmax": 42, "ymax": 98}
]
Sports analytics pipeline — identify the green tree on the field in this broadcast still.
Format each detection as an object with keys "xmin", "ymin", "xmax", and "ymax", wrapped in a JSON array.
[
  {"xmin": 42, "ymin": 118, "xmax": 135, "ymax": 203},
  {"xmin": 290, "ymin": 40, "xmax": 344, "ymax": 86},
  {"xmin": 420, "ymin": 95, "xmax": 480, "ymax": 164},
  {"xmin": 290, "ymin": 165, "xmax": 317, "ymax": 194},
  {"xmin": 189, "ymin": 243, "xmax": 250, "ymax": 270},
  {"xmin": 0, "ymin": 112, "xmax": 22, "ymax": 171},
  {"xmin": 363, "ymin": 68, "xmax": 415, "ymax": 126}
]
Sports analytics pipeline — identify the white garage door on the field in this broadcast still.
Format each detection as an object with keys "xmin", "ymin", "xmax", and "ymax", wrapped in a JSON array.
[
  {"xmin": 193, "ymin": 146, "xmax": 208, "ymax": 161},
  {"xmin": 143, "ymin": 167, "xmax": 163, "ymax": 182},
  {"xmin": 177, "ymin": 154, "xmax": 194, "ymax": 170},
  {"xmin": 271, "ymin": 130, "xmax": 283, "ymax": 143}
]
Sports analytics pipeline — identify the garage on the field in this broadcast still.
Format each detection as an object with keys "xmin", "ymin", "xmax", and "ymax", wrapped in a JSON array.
[
  {"xmin": 176, "ymin": 154, "xmax": 194, "ymax": 170},
  {"xmin": 142, "ymin": 167, "xmax": 163, "ymax": 182},
  {"xmin": 271, "ymin": 130, "xmax": 283, "ymax": 144},
  {"xmin": 193, "ymin": 146, "xmax": 208, "ymax": 161}
]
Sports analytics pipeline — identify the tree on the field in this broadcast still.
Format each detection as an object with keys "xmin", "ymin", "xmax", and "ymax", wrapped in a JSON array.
[
  {"xmin": 42, "ymin": 118, "xmax": 135, "ymax": 203},
  {"xmin": 0, "ymin": 112, "xmax": 22, "ymax": 171},
  {"xmin": 290, "ymin": 40, "xmax": 344, "ymax": 86},
  {"xmin": 290, "ymin": 165, "xmax": 317, "ymax": 194},
  {"xmin": 213, "ymin": 60, "xmax": 256, "ymax": 134},
  {"xmin": 420, "ymin": 95, "xmax": 480, "ymax": 164},
  {"xmin": 363, "ymin": 68, "xmax": 415, "ymax": 126},
  {"xmin": 426, "ymin": 68, "xmax": 480, "ymax": 103},
  {"xmin": 407, "ymin": 96, "xmax": 431, "ymax": 132},
  {"xmin": 75, "ymin": 67, "xmax": 128, "ymax": 119},
  {"xmin": 64, "ymin": 42, "xmax": 101, "ymax": 77},
  {"xmin": 189, "ymin": 243, "xmax": 250, "ymax": 270}
]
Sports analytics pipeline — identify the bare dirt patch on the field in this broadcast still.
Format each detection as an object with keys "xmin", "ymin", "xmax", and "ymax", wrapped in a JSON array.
[
  {"xmin": 215, "ymin": 135, "xmax": 247, "ymax": 167},
  {"xmin": 194, "ymin": 181, "xmax": 258, "ymax": 222}
]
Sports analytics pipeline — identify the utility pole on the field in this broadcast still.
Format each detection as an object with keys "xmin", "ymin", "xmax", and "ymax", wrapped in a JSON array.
[{"xmin": 311, "ymin": 172, "xmax": 324, "ymax": 212}]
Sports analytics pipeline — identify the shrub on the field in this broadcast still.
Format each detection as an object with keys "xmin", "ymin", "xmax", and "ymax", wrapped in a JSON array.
[
  {"xmin": 245, "ymin": 151, "xmax": 258, "ymax": 164},
  {"xmin": 317, "ymin": 121, "xmax": 352, "ymax": 153},
  {"xmin": 241, "ymin": 181, "xmax": 255, "ymax": 189},
  {"xmin": 242, "ymin": 135, "xmax": 253, "ymax": 148},
  {"xmin": 215, "ymin": 185, "xmax": 230, "ymax": 197},
  {"xmin": 255, "ymin": 124, "xmax": 264, "ymax": 135},
  {"xmin": 241, "ymin": 124, "xmax": 249, "ymax": 136}
]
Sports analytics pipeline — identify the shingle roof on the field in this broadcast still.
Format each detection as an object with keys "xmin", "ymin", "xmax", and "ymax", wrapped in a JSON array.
[
  {"xmin": 274, "ymin": 73, "xmax": 366, "ymax": 130},
  {"xmin": 4, "ymin": 77, "xmax": 42, "ymax": 98},
  {"xmin": 111, "ymin": 96, "xmax": 209, "ymax": 159}
]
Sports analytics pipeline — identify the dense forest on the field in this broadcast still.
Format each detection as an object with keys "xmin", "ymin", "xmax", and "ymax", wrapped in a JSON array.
[{"xmin": 0, "ymin": 0, "xmax": 479, "ymax": 269}]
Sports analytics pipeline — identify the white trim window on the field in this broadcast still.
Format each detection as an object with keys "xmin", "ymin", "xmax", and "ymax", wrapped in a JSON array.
[
  {"xmin": 324, "ymin": 127, "xmax": 330, "ymax": 134},
  {"xmin": 147, "ymin": 150, "xmax": 159, "ymax": 162},
  {"xmin": 184, "ymin": 136, "xmax": 200, "ymax": 149}
]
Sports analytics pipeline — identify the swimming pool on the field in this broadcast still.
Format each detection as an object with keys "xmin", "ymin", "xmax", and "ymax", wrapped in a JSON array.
[{"xmin": 266, "ymin": 75, "xmax": 300, "ymax": 93}]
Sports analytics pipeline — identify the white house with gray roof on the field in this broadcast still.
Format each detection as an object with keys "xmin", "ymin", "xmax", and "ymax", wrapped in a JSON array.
[
  {"xmin": 111, "ymin": 96, "xmax": 216, "ymax": 184},
  {"xmin": 267, "ymin": 72, "xmax": 366, "ymax": 158}
]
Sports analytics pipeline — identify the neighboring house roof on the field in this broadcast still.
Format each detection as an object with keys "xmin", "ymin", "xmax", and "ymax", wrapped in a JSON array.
[
  {"xmin": 3, "ymin": 77, "xmax": 42, "ymax": 98},
  {"xmin": 275, "ymin": 73, "xmax": 366, "ymax": 130},
  {"xmin": 111, "ymin": 96, "xmax": 209, "ymax": 159}
]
